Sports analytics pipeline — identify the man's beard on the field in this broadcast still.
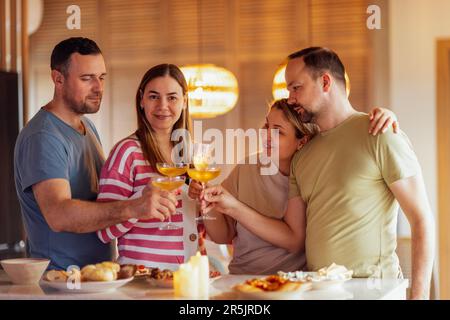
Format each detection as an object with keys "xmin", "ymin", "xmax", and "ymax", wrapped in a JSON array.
[
  {"xmin": 63, "ymin": 91, "xmax": 102, "ymax": 115},
  {"xmin": 296, "ymin": 105, "xmax": 315, "ymax": 123}
]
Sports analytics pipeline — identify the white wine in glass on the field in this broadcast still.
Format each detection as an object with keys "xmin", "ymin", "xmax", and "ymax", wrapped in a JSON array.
[
  {"xmin": 151, "ymin": 175, "xmax": 185, "ymax": 230},
  {"xmin": 156, "ymin": 163, "xmax": 188, "ymax": 177},
  {"xmin": 188, "ymin": 143, "xmax": 221, "ymax": 221}
]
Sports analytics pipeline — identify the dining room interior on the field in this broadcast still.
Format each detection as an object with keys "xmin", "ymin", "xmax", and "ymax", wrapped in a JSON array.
[{"xmin": 1, "ymin": 0, "xmax": 450, "ymax": 301}]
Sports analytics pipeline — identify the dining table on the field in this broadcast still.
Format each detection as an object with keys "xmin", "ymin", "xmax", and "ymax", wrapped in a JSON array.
[{"xmin": 0, "ymin": 270, "xmax": 409, "ymax": 300}]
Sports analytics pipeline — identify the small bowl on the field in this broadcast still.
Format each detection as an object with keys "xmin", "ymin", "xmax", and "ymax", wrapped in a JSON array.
[{"xmin": 1, "ymin": 258, "xmax": 50, "ymax": 285}]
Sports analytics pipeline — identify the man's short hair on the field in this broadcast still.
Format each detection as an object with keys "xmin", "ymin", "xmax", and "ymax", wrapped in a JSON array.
[
  {"xmin": 288, "ymin": 47, "xmax": 346, "ymax": 87},
  {"xmin": 50, "ymin": 37, "xmax": 102, "ymax": 76}
]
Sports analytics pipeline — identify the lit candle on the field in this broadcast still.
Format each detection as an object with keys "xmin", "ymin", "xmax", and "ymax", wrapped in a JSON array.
[
  {"xmin": 173, "ymin": 252, "xmax": 209, "ymax": 299},
  {"xmin": 191, "ymin": 252, "xmax": 209, "ymax": 298}
]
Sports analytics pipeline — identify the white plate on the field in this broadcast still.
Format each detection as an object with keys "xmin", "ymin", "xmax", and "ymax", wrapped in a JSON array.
[
  {"xmin": 209, "ymin": 275, "xmax": 221, "ymax": 284},
  {"xmin": 40, "ymin": 277, "xmax": 134, "ymax": 293},
  {"xmin": 304, "ymin": 272, "xmax": 351, "ymax": 290},
  {"xmin": 278, "ymin": 271, "xmax": 351, "ymax": 291}
]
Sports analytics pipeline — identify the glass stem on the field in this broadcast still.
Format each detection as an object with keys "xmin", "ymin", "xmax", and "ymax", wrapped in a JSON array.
[
  {"xmin": 169, "ymin": 188, "xmax": 175, "ymax": 224},
  {"xmin": 201, "ymin": 182, "xmax": 205, "ymax": 215}
]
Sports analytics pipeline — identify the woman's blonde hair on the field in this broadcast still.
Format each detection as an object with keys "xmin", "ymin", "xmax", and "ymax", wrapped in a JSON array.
[
  {"xmin": 269, "ymin": 99, "xmax": 319, "ymax": 139},
  {"xmin": 135, "ymin": 64, "xmax": 192, "ymax": 168}
]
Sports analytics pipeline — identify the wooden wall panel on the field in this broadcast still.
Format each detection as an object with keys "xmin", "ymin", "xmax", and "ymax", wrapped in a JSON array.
[
  {"xmin": 30, "ymin": 0, "xmax": 99, "ymax": 64},
  {"xmin": 237, "ymin": 0, "xmax": 303, "ymax": 61},
  {"xmin": 437, "ymin": 39, "xmax": 450, "ymax": 300},
  {"xmin": 309, "ymin": 0, "xmax": 371, "ymax": 111},
  {"xmin": 105, "ymin": 0, "xmax": 161, "ymax": 64},
  {"xmin": 29, "ymin": 0, "xmax": 373, "ymax": 151}
]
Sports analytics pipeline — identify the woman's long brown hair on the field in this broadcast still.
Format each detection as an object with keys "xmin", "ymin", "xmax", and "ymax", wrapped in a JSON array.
[{"xmin": 135, "ymin": 64, "xmax": 192, "ymax": 168}]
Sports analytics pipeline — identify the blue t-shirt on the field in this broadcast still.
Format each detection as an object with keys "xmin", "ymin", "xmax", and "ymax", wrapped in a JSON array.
[{"xmin": 14, "ymin": 108, "xmax": 111, "ymax": 270}]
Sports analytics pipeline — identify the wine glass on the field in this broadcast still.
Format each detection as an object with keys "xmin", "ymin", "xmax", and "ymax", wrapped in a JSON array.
[
  {"xmin": 156, "ymin": 162, "xmax": 188, "ymax": 178},
  {"xmin": 187, "ymin": 143, "xmax": 221, "ymax": 221},
  {"xmin": 153, "ymin": 164, "xmax": 187, "ymax": 230}
]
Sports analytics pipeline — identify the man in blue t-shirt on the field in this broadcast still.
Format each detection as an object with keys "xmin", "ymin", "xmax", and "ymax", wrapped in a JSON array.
[{"xmin": 14, "ymin": 37, "xmax": 178, "ymax": 270}]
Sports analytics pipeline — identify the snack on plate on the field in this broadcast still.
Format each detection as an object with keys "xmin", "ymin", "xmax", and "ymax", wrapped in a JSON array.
[
  {"xmin": 120, "ymin": 262, "xmax": 221, "ymax": 280},
  {"xmin": 317, "ymin": 263, "xmax": 353, "ymax": 280},
  {"xmin": 133, "ymin": 265, "xmax": 152, "ymax": 277},
  {"xmin": 118, "ymin": 264, "xmax": 137, "ymax": 280},
  {"xmin": 44, "ymin": 267, "xmax": 81, "ymax": 282},
  {"xmin": 209, "ymin": 270, "xmax": 221, "ymax": 279},
  {"xmin": 44, "ymin": 261, "xmax": 134, "ymax": 283},
  {"xmin": 98, "ymin": 261, "xmax": 121, "ymax": 273},
  {"xmin": 278, "ymin": 263, "xmax": 353, "ymax": 282},
  {"xmin": 117, "ymin": 265, "xmax": 173, "ymax": 279},
  {"xmin": 234, "ymin": 275, "xmax": 311, "ymax": 293},
  {"xmin": 81, "ymin": 263, "xmax": 118, "ymax": 282},
  {"xmin": 45, "ymin": 270, "xmax": 69, "ymax": 282},
  {"xmin": 150, "ymin": 268, "xmax": 173, "ymax": 280},
  {"xmin": 147, "ymin": 268, "xmax": 221, "ymax": 280}
]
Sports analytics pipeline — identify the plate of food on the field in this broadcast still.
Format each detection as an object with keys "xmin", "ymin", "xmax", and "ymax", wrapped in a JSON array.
[
  {"xmin": 129, "ymin": 264, "xmax": 152, "ymax": 278},
  {"xmin": 146, "ymin": 268, "xmax": 222, "ymax": 289},
  {"xmin": 41, "ymin": 262, "xmax": 135, "ymax": 293},
  {"xmin": 278, "ymin": 263, "xmax": 353, "ymax": 291},
  {"xmin": 146, "ymin": 268, "xmax": 175, "ymax": 288},
  {"xmin": 233, "ymin": 275, "xmax": 312, "ymax": 300}
]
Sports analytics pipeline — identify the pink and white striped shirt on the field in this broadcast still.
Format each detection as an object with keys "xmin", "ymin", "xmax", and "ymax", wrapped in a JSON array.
[{"xmin": 96, "ymin": 137, "xmax": 198, "ymax": 270}]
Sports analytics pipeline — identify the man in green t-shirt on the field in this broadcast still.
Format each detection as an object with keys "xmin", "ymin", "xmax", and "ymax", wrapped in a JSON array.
[{"xmin": 284, "ymin": 47, "xmax": 434, "ymax": 300}]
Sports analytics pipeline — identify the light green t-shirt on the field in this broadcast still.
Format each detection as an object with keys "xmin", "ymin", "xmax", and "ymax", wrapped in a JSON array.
[{"xmin": 289, "ymin": 112, "xmax": 420, "ymax": 278}]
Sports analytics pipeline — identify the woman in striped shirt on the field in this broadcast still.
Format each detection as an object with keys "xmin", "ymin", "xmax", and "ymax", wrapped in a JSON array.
[{"xmin": 96, "ymin": 64, "xmax": 199, "ymax": 270}]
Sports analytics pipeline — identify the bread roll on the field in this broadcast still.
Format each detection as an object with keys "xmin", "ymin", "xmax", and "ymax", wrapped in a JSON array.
[
  {"xmin": 80, "ymin": 264, "xmax": 96, "ymax": 281},
  {"xmin": 98, "ymin": 262, "xmax": 120, "ymax": 273},
  {"xmin": 80, "ymin": 263, "xmax": 118, "ymax": 281},
  {"xmin": 81, "ymin": 264, "xmax": 96, "ymax": 274},
  {"xmin": 87, "ymin": 268, "xmax": 115, "ymax": 282}
]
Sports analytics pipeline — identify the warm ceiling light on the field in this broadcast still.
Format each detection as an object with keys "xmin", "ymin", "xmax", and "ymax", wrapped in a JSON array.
[
  {"xmin": 272, "ymin": 64, "xmax": 351, "ymax": 100},
  {"xmin": 272, "ymin": 64, "xmax": 289, "ymax": 100},
  {"xmin": 181, "ymin": 64, "xmax": 239, "ymax": 119}
]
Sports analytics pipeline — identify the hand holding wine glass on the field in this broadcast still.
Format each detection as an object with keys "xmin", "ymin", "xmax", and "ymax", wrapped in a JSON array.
[
  {"xmin": 135, "ymin": 183, "xmax": 178, "ymax": 222},
  {"xmin": 153, "ymin": 163, "xmax": 188, "ymax": 230},
  {"xmin": 187, "ymin": 143, "xmax": 221, "ymax": 221},
  {"xmin": 201, "ymin": 185, "xmax": 241, "ymax": 218},
  {"xmin": 188, "ymin": 179, "xmax": 204, "ymax": 201}
]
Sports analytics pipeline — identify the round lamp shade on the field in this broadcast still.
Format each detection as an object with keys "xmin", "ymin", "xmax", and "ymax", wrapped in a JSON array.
[
  {"xmin": 28, "ymin": 0, "xmax": 44, "ymax": 35},
  {"xmin": 181, "ymin": 64, "xmax": 239, "ymax": 118}
]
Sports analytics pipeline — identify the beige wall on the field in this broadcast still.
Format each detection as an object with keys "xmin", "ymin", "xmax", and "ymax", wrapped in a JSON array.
[{"xmin": 389, "ymin": 0, "xmax": 450, "ymax": 238}]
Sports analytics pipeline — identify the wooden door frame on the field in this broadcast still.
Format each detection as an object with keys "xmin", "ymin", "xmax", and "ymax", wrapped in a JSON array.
[{"xmin": 437, "ymin": 39, "xmax": 450, "ymax": 300}]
